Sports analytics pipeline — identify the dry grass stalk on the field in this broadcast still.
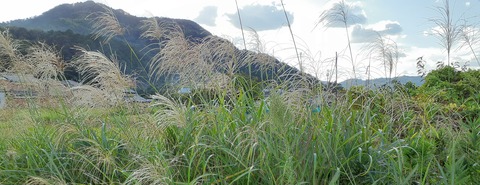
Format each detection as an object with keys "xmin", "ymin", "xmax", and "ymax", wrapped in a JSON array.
[
  {"xmin": 246, "ymin": 29, "xmax": 265, "ymax": 53},
  {"xmin": 459, "ymin": 24, "xmax": 480, "ymax": 66},
  {"xmin": 245, "ymin": 30, "xmax": 279, "ymax": 68},
  {"xmin": 429, "ymin": 0, "xmax": 461, "ymax": 66},
  {"xmin": 88, "ymin": 5, "xmax": 124, "ymax": 43},
  {"xmin": 10, "ymin": 59, "xmax": 34, "ymax": 75},
  {"xmin": 200, "ymin": 36, "xmax": 269, "ymax": 80},
  {"xmin": 140, "ymin": 17, "xmax": 170, "ymax": 41},
  {"xmin": 0, "ymin": 29, "xmax": 21, "ymax": 71},
  {"xmin": 1, "ymin": 32, "xmax": 66, "ymax": 99},
  {"xmin": 142, "ymin": 18, "xmax": 213, "ymax": 87},
  {"xmin": 253, "ymin": 52, "xmax": 279, "ymax": 71},
  {"xmin": 71, "ymin": 47, "xmax": 132, "ymax": 106},
  {"xmin": 73, "ymin": 47, "xmax": 132, "ymax": 90},
  {"xmin": 77, "ymin": 139, "xmax": 125, "ymax": 181},
  {"xmin": 210, "ymin": 72, "xmax": 232, "ymax": 87},
  {"xmin": 25, "ymin": 176, "xmax": 67, "ymax": 185},
  {"xmin": 148, "ymin": 25, "xmax": 216, "ymax": 87},
  {"xmin": 144, "ymin": 20, "xmax": 278, "ymax": 90},
  {"xmin": 125, "ymin": 157, "xmax": 172, "ymax": 185},
  {"xmin": 364, "ymin": 33, "xmax": 399, "ymax": 79},
  {"xmin": 69, "ymin": 85, "xmax": 113, "ymax": 108},
  {"xmin": 200, "ymin": 36, "xmax": 239, "ymax": 77},
  {"xmin": 24, "ymin": 43, "xmax": 68, "ymax": 98},
  {"xmin": 151, "ymin": 94, "xmax": 188, "ymax": 128},
  {"xmin": 145, "ymin": 21, "xmax": 276, "ymax": 89},
  {"xmin": 25, "ymin": 42, "xmax": 64, "ymax": 80},
  {"xmin": 244, "ymin": 30, "xmax": 279, "ymax": 70},
  {"xmin": 316, "ymin": 0, "xmax": 357, "ymax": 79}
]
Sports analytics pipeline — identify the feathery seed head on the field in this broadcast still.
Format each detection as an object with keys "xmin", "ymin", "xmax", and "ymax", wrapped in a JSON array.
[
  {"xmin": 151, "ymin": 94, "xmax": 188, "ymax": 128},
  {"xmin": 26, "ymin": 42, "xmax": 64, "ymax": 80},
  {"xmin": 71, "ymin": 47, "xmax": 132, "ymax": 106},
  {"xmin": 88, "ymin": 5, "xmax": 124, "ymax": 43},
  {"xmin": 0, "ymin": 29, "xmax": 21, "ymax": 71}
]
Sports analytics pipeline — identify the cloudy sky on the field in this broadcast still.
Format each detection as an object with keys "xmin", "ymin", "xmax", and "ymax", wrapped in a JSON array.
[{"xmin": 1, "ymin": 0, "xmax": 479, "ymax": 81}]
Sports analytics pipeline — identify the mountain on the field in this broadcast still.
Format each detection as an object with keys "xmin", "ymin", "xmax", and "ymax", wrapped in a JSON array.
[
  {"xmin": 340, "ymin": 76, "xmax": 424, "ymax": 89},
  {"xmin": 0, "ymin": 1, "xmax": 316, "ymax": 93},
  {"xmin": 1, "ymin": 1, "xmax": 211, "ymax": 39}
]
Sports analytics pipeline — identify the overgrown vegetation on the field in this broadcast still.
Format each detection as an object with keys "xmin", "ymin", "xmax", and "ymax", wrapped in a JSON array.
[{"xmin": 0, "ymin": 1, "xmax": 479, "ymax": 184}]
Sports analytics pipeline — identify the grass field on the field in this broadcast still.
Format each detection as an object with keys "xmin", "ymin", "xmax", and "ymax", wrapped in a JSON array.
[
  {"xmin": 1, "ymin": 81, "xmax": 479, "ymax": 184},
  {"xmin": 1, "ymin": 0, "xmax": 479, "ymax": 184}
]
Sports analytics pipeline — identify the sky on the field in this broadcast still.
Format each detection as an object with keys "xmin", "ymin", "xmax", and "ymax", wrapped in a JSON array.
[{"xmin": 1, "ymin": 0, "xmax": 479, "ymax": 81}]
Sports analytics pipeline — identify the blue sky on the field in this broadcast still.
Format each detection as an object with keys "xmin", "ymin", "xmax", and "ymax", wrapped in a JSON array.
[{"xmin": 1, "ymin": 0, "xmax": 479, "ymax": 81}]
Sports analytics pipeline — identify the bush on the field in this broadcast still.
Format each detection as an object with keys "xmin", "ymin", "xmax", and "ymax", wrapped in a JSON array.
[{"xmin": 418, "ymin": 66, "xmax": 480, "ymax": 122}]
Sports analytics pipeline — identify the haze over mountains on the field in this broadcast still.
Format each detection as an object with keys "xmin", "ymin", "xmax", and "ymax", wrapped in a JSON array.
[{"xmin": 340, "ymin": 76, "xmax": 423, "ymax": 89}]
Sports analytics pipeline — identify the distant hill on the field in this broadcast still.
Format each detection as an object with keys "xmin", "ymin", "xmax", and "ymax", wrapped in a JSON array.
[
  {"xmin": 340, "ymin": 76, "xmax": 423, "ymax": 89},
  {"xmin": 1, "ymin": 1, "xmax": 211, "ymax": 39},
  {"xmin": 0, "ymin": 1, "xmax": 316, "ymax": 92}
]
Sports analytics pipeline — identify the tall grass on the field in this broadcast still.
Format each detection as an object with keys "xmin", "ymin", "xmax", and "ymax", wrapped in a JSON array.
[
  {"xmin": 2, "ymin": 80, "xmax": 479, "ymax": 184},
  {"xmin": 69, "ymin": 46, "xmax": 133, "ymax": 108},
  {"xmin": 88, "ymin": 4, "xmax": 125, "ymax": 44},
  {"xmin": 0, "ymin": 29, "xmax": 21, "ymax": 71},
  {"xmin": 316, "ymin": 0, "xmax": 357, "ymax": 79},
  {"xmin": 1, "ymin": 1, "xmax": 479, "ymax": 184},
  {"xmin": 429, "ymin": 0, "xmax": 461, "ymax": 66},
  {"xmin": 364, "ymin": 33, "xmax": 400, "ymax": 81},
  {"xmin": 459, "ymin": 22, "xmax": 480, "ymax": 66}
]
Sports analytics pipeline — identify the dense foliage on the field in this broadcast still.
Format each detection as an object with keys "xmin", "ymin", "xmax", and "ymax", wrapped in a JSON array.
[{"xmin": 419, "ymin": 66, "xmax": 480, "ymax": 122}]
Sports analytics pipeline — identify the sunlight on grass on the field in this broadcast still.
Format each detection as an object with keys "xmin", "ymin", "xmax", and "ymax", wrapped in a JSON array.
[{"xmin": 0, "ymin": 109, "xmax": 34, "ymax": 141}]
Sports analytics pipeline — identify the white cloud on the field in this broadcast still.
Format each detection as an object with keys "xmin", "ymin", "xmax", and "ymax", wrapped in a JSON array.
[
  {"xmin": 194, "ymin": 6, "xmax": 218, "ymax": 26},
  {"xmin": 225, "ymin": 3, "xmax": 294, "ymax": 31},
  {"xmin": 394, "ymin": 44, "xmax": 480, "ymax": 78},
  {"xmin": 317, "ymin": 0, "xmax": 367, "ymax": 28},
  {"xmin": 386, "ymin": 46, "xmax": 443, "ymax": 77},
  {"xmin": 351, "ymin": 21, "xmax": 403, "ymax": 43}
]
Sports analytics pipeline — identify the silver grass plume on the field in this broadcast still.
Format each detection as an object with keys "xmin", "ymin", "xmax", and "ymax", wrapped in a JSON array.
[
  {"xmin": 71, "ymin": 47, "xmax": 132, "ymax": 107},
  {"xmin": 88, "ymin": 5, "xmax": 125, "ymax": 43}
]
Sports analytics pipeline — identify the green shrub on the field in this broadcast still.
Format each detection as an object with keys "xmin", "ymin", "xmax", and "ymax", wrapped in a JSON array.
[{"xmin": 418, "ymin": 66, "xmax": 480, "ymax": 122}]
